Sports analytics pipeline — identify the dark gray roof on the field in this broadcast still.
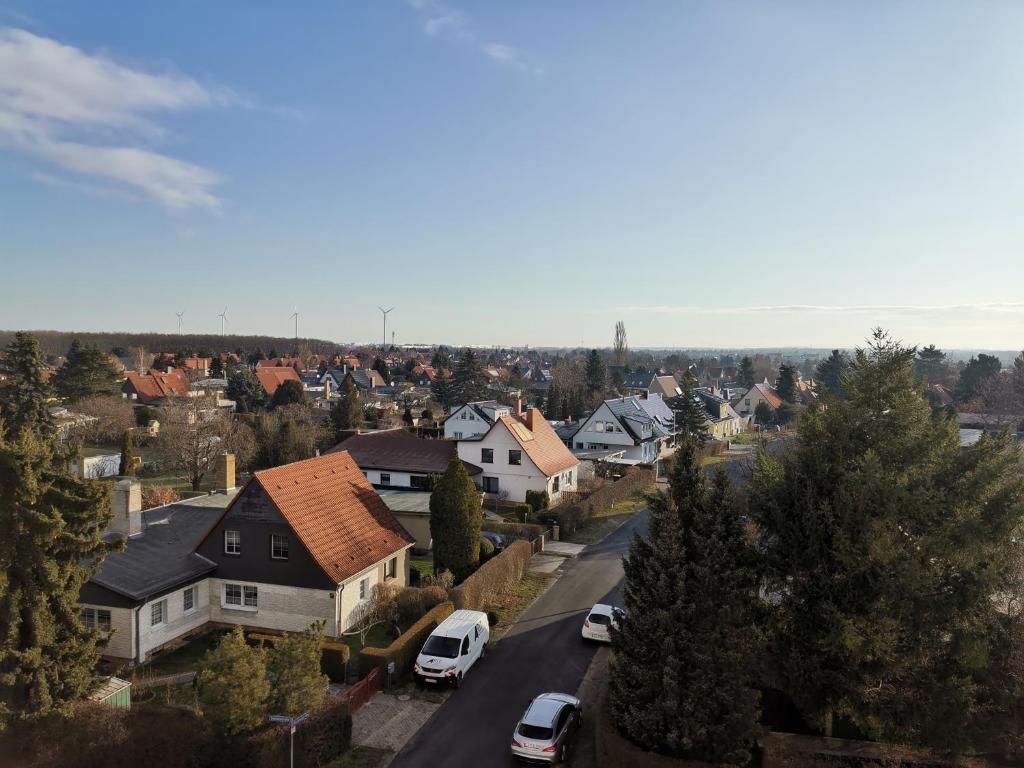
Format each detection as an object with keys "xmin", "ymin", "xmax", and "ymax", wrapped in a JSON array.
[
  {"xmin": 90, "ymin": 494, "xmax": 232, "ymax": 602},
  {"xmin": 604, "ymin": 396, "xmax": 671, "ymax": 442},
  {"xmin": 554, "ymin": 422, "xmax": 581, "ymax": 442}
]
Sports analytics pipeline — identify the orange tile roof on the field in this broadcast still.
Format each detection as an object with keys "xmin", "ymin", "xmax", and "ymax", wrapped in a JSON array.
[
  {"xmin": 256, "ymin": 357, "xmax": 304, "ymax": 370},
  {"xmin": 123, "ymin": 368, "xmax": 190, "ymax": 403},
  {"xmin": 495, "ymin": 408, "xmax": 579, "ymax": 477},
  {"xmin": 235, "ymin": 452, "xmax": 414, "ymax": 583},
  {"xmin": 754, "ymin": 383, "xmax": 783, "ymax": 409},
  {"xmin": 255, "ymin": 366, "xmax": 301, "ymax": 395},
  {"xmin": 181, "ymin": 357, "xmax": 212, "ymax": 370}
]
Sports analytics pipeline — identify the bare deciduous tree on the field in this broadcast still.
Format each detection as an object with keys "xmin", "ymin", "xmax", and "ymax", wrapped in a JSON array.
[
  {"xmin": 72, "ymin": 395, "xmax": 136, "ymax": 445},
  {"xmin": 156, "ymin": 397, "xmax": 254, "ymax": 490},
  {"xmin": 346, "ymin": 582, "xmax": 400, "ymax": 644},
  {"xmin": 613, "ymin": 320, "xmax": 628, "ymax": 366}
]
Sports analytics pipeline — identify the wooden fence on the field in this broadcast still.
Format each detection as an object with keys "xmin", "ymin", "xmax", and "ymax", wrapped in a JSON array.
[
  {"xmin": 131, "ymin": 671, "xmax": 196, "ymax": 690},
  {"xmin": 340, "ymin": 666, "xmax": 381, "ymax": 713}
]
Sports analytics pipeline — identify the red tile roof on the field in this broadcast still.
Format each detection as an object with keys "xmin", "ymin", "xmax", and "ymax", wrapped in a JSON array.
[
  {"xmin": 123, "ymin": 368, "xmax": 190, "ymax": 403},
  {"xmin": 240, "ymin": 452, "xmax": 414, "ymax": 583},
  {"xmin": 255, "ymin": 366, "xmax": 301, "ymax": 395},
  {"xmin": 256, "ymin": 357, "xmax": 304, "ymax": 370},
  {"xmin": 495, "ymin": 408, "xmax": 579, "ymax": 477},
  {"xmin": 754, "ymin": 383, "xmax": 783, "ymax": 409}
]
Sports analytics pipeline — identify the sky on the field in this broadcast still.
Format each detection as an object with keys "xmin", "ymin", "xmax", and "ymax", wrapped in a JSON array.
[{"xmin": 2, "ymin": 1, "xmax": 1024, "ymax": 350}]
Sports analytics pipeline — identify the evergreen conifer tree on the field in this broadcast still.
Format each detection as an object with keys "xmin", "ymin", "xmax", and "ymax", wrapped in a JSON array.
[
  {"xmin": 453, "ymin": 348, "xmax": 487, "ymax": 404},
  {"xmin": 738, "ymin": 356, "xmax": 756, "ymax": 389},
  {"xmin": 775, "ymin": 363, "xmax": 798, "ymax": 403},
  {"xmin": 0, "ymin": 332, "xmax": 53, "ymax": 439},
  {"xmin": 546, "ymin": 382, "xmax": 563, "ymax": 420},
  {"xmin": 118, "ymin": 429, "xmax": 135, "ymax": 476},
  {"xmin": 330, "ymin": 376, "xmax": 362, "ymax": 438},
  {"xmin": 585, "ymin": 349, "xmax": 606, "ymax": 397},
  {"xmin": 610, "ymin": 438, "xmax": 760, "ymax": 763},
  {"xmin": 0, "ymin": 427, "xmax": 113, "ymax": 727},
  {"xmin": 429, "ymin": 459, "xmax": 482, "ymax": 582},
  {"xmin": 670, "ymin": 379, "xmax": 709, "ymax": 441},
  {"xmin": 750, "ymin": 329, "xmax": 1024, "ymax": 750},
  {"xmin": 209, "ymin": 356, "xmax": 224, "ymax": 379},
  {"xmin": 430, "ymin": 371, "xmax": 454, "ymax": 411},
  {"xmin": 53, "ymin": 339, "xmax": 122, "ymax": 402},
  {"xmin": 268, "ymin": 622, "xmax": 328, "ymax": 716},
  {"xmin": 197, "ymin": 626, "xmax": 271, "ymax": 736},
  {"xmin": 814, "ymin": 349, "xmax": 849, "ymax": 398},
  {"xmin": 226, "ymin": 368, "xmax": 266, "ymax": 413}
]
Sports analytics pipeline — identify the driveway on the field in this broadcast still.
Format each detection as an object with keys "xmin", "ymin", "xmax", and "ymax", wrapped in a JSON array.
[{"xmin": 389, "ymin": 510, "xmax": 647, "ymax": 767}]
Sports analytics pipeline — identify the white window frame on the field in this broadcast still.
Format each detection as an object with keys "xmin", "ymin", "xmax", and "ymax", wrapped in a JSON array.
[
  {"xmin": 81, "ymin": 607, "xmax": 112, "ymax": 633},
  {"xmin": 183, "ymin": 586, "xmax": 195, "ymax": 614},
  {"xmin": 224, "ymin": 530, "xmax": 240, "ymax": 555},
  {"xmin": 359, "ymin": 577, "xmax": 369, "ymax": 600},
  {"xmin": 270, "ymin": 533, "xmax": 289, "ymax": 560},
  {"xmin": 223, "ymin": 583, "xmax": 258, "ymax": 611},
  {"xmin": 151, "ymin": 599, "xmax": 167, "ymax": 627}
]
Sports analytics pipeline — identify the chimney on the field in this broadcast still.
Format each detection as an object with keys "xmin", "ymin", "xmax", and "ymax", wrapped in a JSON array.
[
  {"xmin": 515, "ymin": 397, "xmax": 522, "ymax": 416},
  {"xmin": 108, "ymin": 479, "xmax": 143, "ymax": 537},
  {"xmin": 216, "ymin": 452, "xmax": 236, "ymax": 493},
  {"xmin": 324, "ymin": 376, "xmax": 332, "ymax": 400}
]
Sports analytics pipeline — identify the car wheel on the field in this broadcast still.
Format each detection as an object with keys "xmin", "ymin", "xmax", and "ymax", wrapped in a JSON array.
[
  {"xmin": 559, "ymin": 742, "xmax": 569, "ymax": 764},
  {"xmin": 454, "ymin": 672, "xmax": 463, "ymax": 689}
]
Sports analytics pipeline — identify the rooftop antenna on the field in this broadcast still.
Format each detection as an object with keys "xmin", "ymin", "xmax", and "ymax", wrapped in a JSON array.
[
  {"xmin": 218, "ymin": 307, "xmax": 228, "ymax": 335},
  {"xmin": 378, "ymin": 306, "xmax": 394, "ymax": 350},
  {"xmin": 290, "ymin": 307, "xmax": 299, "ymax": 341},
  {"xmin": 175, "ymin": 311, "xmax": 184, "ymax": 335}
]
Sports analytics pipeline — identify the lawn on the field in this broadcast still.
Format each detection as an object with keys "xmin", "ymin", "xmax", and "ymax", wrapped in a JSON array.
[
  {"xmin": 339, "ymin": 623, "xmax": 393, "ymax": 660},
  {"xmin": 133, "ymin": 681, "xmax": 199, "ymax": 710},
  {"xmin": 325, "ymin": 746, "xmax": 394, "ymax": 768},
  {"xmin": 139, "ymin": 628, "xmax": 229, "ymax": 676},
  {"xmin": 560, "ymin": 490, "xmax": 649, "ymax": 546},
  {"xmin": 486, "ymin": 571, "xmax": 557, "ymax": 640},
  {"xmin": 701, "ymin": 454, "xmax": 728, "ymax": 467},
  {"xmin": 409, "ymin": 553, "xmax": 434, "ymax": 581}
]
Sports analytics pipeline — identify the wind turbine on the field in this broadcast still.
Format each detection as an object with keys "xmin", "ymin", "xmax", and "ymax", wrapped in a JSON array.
[
  {"xmin": 289, "ymin": 308, "xmax": 299, "ymax": 341},
  {"xmin": 378, "ymin": 306, "xmax": 394, "ymax": 350},
  {"xmin": 218, "ymin": 307, "xmax": 228, "ymax": 335},
  {"xmin": 175, "ymin": 311, "xmax": 184, "ymax": 335}
]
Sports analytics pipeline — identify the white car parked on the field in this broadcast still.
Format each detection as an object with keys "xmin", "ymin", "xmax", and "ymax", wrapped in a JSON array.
[
  {"xmin": 580, "ymin": 603, "xmax": 624, "ymax": 643},
  {"xmin": 413, "ymin": 609, "xmax": 489, "ymax": 688}
]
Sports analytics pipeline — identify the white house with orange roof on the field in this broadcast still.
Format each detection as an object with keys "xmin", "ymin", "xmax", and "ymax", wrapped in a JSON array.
[{"xmin": 456, "ymin": 406, "xmax": 579, "ymax": 504}]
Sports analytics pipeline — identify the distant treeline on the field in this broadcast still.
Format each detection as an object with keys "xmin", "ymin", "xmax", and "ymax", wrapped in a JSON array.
[{"xmin": 0, "ymin": 330, "xmax": 345, "ymax": 362}]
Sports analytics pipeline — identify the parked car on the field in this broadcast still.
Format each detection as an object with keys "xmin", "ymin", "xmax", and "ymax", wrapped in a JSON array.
[
  {"xmin": 510, "ymin": 692, "xmax": 582, "ymax": 764},
  {"xmin": 413, "ymin": 609, "xmax": 489, "ymax": 688},
  {"xmin": 481, "ymin": 530, "xmax": 506, "ymax": 552},
  {"xmin": 580, "ymin": 603, "xmax": 624, "ymax": 643}
]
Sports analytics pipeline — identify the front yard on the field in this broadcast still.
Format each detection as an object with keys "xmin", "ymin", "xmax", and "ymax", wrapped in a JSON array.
[{"xmin": 561, "ymin": 490, "xmax": 649, "ymax": 545}]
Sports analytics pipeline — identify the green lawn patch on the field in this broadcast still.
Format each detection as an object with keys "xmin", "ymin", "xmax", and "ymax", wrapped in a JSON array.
[
  {"xmin": 339, "ymin": 623, "xmax": 393, "ymax": 660},
  {"xmin": 486, "ymin": 571, "xmax": 557, "ymax": 640},
  {"xmin": 562, "ymin": 514, "xmax": 634, "ymax": 545},
  {"xmin": 139, "ymin": 628, "xmax": 229, "ymax": 676},
  {"xmin": 701, "ymin": 454, "xmax": 728, "ymax": 467},
  {"xmin": 325, "ymin": 746, "xmax": 394, "ymax": 768},
  {"xmin": 409, "ymin": 554, "xmax": 433, "ymax": 581}
]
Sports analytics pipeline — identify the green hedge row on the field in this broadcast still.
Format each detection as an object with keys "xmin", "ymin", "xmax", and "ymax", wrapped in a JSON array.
[
  {"xmin": 450, "ymin": 540, "xmax": 533, "ymax": 611},
  {"xmin": 482, "ymin": 520, "xmax": 546, "ymax": 542},
  {"xmin": 358, "ymin": 601, "xmax": 455, "ymax": 680},
  {"xmin": 550, "ymin": 466, "xmax": 656, "ymax": 535}
]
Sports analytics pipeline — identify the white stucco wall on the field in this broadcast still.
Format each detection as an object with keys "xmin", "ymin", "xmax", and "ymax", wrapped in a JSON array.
[
  {"xmin": 138, "ymin": 580, "xmax": 211, "ymax": 662},
  {"xmin": 457, "ymin": 424, "xmax": 578, "ymax": 503},
  {"xmin": 81, "ymin": 603, "xmax": 135, "ymax": 661},
  {"xmin": 443, "ymin": 406, "xmax": 493, "ymax": 440},
  {"xmin": 208, "ymin": 577, "xmax": 341, "ymax": 637}
]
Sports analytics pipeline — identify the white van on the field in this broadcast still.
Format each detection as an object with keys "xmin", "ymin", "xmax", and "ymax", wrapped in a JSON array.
[{"xmin": 413, "ymin": 609, "xmax": 490, "ymax": 688}]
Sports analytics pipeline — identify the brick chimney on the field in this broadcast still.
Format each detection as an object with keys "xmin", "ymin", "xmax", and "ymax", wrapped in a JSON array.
[
  {"xmin": 515, "ymin": 397, "xmax": 522, "ymax": 416},
  {"xmin": 216, "ymin": 452, "xmax": 236, "ymax": 493},
  {"xmin": 108, "ymin": 479, "xmax": 142, "ymax": 537}
]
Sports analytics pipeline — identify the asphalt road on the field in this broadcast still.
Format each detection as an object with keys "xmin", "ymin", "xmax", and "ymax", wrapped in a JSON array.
[{"xmin": 390, "ymin": 510, "xmax": 648, "ymax": 768}]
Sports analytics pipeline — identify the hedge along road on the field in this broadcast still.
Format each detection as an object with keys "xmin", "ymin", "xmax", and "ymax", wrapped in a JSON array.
[{"xmin": 390, "ymin": 510, "xmax": 648, "ymax": 768}]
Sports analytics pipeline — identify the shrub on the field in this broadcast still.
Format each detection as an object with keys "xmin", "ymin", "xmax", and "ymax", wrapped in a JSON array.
[
  {"xmin": 359, "ymin": 602, "xmax": 455, "ymax": 680},
  {"xmin": 525, "ymin": 489, "xmax": 549, "ymax": 513},
  {"xmin": 422, "ymin": 570, "xmax": 454, "ymax": 591},
  {"xmin": 141, "ymin": 485, "xmax": 180, "ymax": 510},
  {"xmin": 246, "ymin": 695, "xmax": 352, "ymax": 768},
  {"xmin": 419, "ymin": 586, "xmax": 448, "ymax": 612},
  {"xmin": 483, "ymin": 520, "xmax": 545, "ymax": 542},
  {"xmin": 479, "ymin": 537, "xmax": 496, "ymax": 561},
  {"xmin": 397, "ymin": 587, "xmax": 425, "ymax": 624},
  {"xmin": 409, "ymin": 568, "xmax": 422, "ymax": 587},
  {"xmin": 550, "ymin": 466, "xmax": 655, "ymax": 535},
  {"xmin": 500, "ymin": 502, "xmax": 533, "ymax": 521},
  {"xmin": 450, "ymin": 540, "xmax": 533, "ymax": 611},
  {"xmin": 320, "ymin": 644, "xmax": 350, "ymax": 683},
  {"xmin": 197, "ymin": 626, "xmax": 272, "ymax": 736}
]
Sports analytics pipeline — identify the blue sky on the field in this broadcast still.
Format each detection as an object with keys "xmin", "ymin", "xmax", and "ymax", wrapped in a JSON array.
[{"xmin": 2, "ymin": 1, "xmax": 1024, "ymax": 349}]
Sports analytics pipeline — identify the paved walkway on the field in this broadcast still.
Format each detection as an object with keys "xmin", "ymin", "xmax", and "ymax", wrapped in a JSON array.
[
  {"xmin": 352, "ymin": 691, "xmax": 445, "ymax": 753},
  {"xmin": 544, "ymin": 541, "xmax": 586, "ymax": 558},
  {"xmin": 529, "ymin": 553, "xmax": 566, "ymax": 573}
]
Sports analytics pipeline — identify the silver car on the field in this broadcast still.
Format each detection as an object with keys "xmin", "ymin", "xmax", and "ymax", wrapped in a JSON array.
[{"xmin": 510, "ymin": 692, "xmax": 582, "ymax": 764}]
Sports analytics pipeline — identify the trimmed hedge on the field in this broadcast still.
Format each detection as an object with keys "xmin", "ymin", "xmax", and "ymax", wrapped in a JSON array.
[
  {"xmin": 550, "ymin": 466, "xmax": 655, "ymax": 535},
  {"xmin": 482, "ymin": 520, "xmax": 546, "ymax": 543},
  {"xmin": 525, "ymin": 489, "xmax": 550, "ymax": 513},
  {"xmin": 450, "ymin": 540, "xmax": 533, "ymax": 611},
  {"xmin": 320, "ymin": 644, "xmax": 351, "ymax": 683},
  {"xmin": 358, "ymin": 601, "xmax": 455, "ymax": 680}
]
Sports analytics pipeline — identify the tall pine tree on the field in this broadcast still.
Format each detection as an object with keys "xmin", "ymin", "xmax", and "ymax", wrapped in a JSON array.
[
  {"xmin": 452, "ymin": 348, "xmax": 487, "ymax": 405},
  {"xmin": 610, "ymin": 438, "xmax": 761, "ymax": 763},
  {"xmin": 775, "ymin": 363, "xmax": 798, "ymax": 403},
  {"xmin": 814, "ymin": 349, "xmax": 849, "ymax": 398},
  {"xmin": 585, "ymin": 349, "xmax": 606, "ymax": 397},
  {"xmin": 750, "ymin": 328, "xmax": 1024, "ymax": 751},
  {"xmin": 330, "ymin": 376, "xmax": 362, "ymax": 439},
  {"xmin": 53, "ymin": 340, "xmax": 122, "ymax": 402},
  {"xmin": 0, "ymin": 333, "xmax": 53, "ymax": 440},
  {"xmin": 670, "ymin": 379, "xmax": 709, "ymax": 442},
  {"xmin": 0, "ymin": 427, "xmax": 114, "ymax": 727},
  {"xmin": 429, "ymin": 459, "xmax": 482, "ymax": 582},
  {"xmin": 738, "ymin": 356, "xmax": 756, "ymax": 389}
]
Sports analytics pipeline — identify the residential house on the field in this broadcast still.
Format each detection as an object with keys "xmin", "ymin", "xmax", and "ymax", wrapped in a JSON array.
[
  {"xmin": 443, "ymin": 400, "xmax": 512, "ymax": 440},
  {"xmin": 256, "ymin": 357, "xmax": 305, "ymax": 370},
  {"xmin": 695, "ymin": 388, "xmax": 746, "ymax": 439},
  {"xmin": 570, "ymin": 394, "xmax": 675, "ymax": 464},
  {"xmin": 622, "ymin": 372, "xmax": 682, "ymax": 400},
  {"xmin": 456, "ymin": 407, "xmax": 580, "ymax": 503},
  {"xmin": 326, "ymin": 429, "xmax": 481, "ymax": 490},
  {"xmin": 122, "ymin": 369, "xmax": 191, "ymax": 405},
  {"xmin": 79, "ymin": 453, "xmax": 414, "ymax": 663},
  {"xmin": 255, "ymin": 366, "xmax": 302, "ymax": 397},
  {"xmin": 735, "ymin": 382, "xmax": 782, "ymax": 419},
  {"xmin": 322, "ymin": 367, "xmax": 385, "ymax": 394}
]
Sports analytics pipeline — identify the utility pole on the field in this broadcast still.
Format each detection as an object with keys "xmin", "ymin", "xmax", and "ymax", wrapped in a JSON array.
[
  {"xmin": 378, "ymin": 306, "xmax": 394, "ymax": 350},
  {"xmin": 268, "ymin": 712, "xmax": 310, "ymax": 768}
]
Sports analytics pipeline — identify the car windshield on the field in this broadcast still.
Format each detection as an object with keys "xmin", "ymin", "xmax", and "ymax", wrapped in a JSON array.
[
  {"xmin": 420, "ymin": 635, "xmax": 461, "ymax": 659},
  {"xmin": 518, "ymin": 723, "xmax": 554, "ymax": 740},
  {"xmin": 588, "ymin": 613, "xmax": 611, "ymax": 625}
]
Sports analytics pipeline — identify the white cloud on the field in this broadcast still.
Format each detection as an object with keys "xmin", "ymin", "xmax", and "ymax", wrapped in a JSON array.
[
  {"xmin": 0, "ymin": 27, "xmax": 226, "ymax": 210},
  {"xmin": 408, "ymin": 0, "xmax": 537, "ymax": 73},
  {"xmin": 609, "ymin": 303, "xmax": 1024, "ymax": 315}
]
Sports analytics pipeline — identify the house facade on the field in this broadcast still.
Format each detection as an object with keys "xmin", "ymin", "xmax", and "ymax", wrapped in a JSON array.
[
  {"xmin": 456, "ymin": 407, "xmax": 579, "ymax": 503},
  {"xmin": 79, "ymin": 453, "xmax": 414, "ymax": 664},
  {"xmin": 443, "ymin": 400, "xmax": 512, "ymax": 441},
  {"xmin": 570, "ymin": 395, "xmax": 675, "ymax": 464},
  {"xmin": 696, "ymin": 388, "xmax": 746, "ymax": 439},
  {"xmin": 735, "ymin": 382, "xmax": 782, "ymax": 419},
  {"xmin": 326, "ymin": 429, "xmax": 481, "ymax": 490}
]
